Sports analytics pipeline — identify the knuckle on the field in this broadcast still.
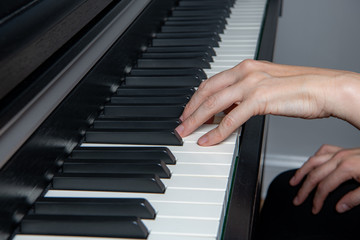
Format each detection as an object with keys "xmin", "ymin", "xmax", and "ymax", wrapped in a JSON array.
[
  {"xmin": 338, "ymin": 159, "xmax": 355, "ymax": 172},
  {"xmin": 307, "ymin": 155, "xmax": 321, "ymax": 166},
  {"xmin": 306, "ymin": 172, "xmax": 320, "ymax": 186},
  {"xmin": 197, "ymin": 80, "xmax": 208, "ymax": 91},
  {"xmin": 316, "ymin": 182, "xmax": 327, "ymax": 195},
  {"xmin": 212, "ymin": 127, "xmax": 226, "ymax": 141},
  {"xmin": 236, "ymin": 59, "xmax": 258, "ymax": 72},
  {"xmin": 221, "ymin": 114, "xmax": 236, "ymax": 129},
  {"xmin": 334, "ymin": 149, "xmax": 351, "ymax": 159},
  {"xmin": 186, "ymin": 114, "xmax": 198, "ymax": 127},
  {"xmin": 319, "ymin": 144, "xmax": 331, "ymax": 152},
  {"xmin": 196, "ymin": 85, "xmax": 210, "ymax": 100},
  {"xmin": 203, "ymin": 95, "xmax": 217, "ymax": 110}
]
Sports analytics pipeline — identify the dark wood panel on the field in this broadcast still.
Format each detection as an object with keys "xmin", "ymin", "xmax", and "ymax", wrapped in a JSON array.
[
  {"xmin": 0, "ymin": 0, "xmax": 116, "ymax": 102},
  {"xmin": 222, "ymin": 0, "xmax": 282, "ymax": 239}
]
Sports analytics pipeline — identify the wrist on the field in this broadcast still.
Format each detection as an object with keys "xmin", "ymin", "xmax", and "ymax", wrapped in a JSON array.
[{"xmin": 332, "ymin": 72, "xmax": 360, "ymax": 129}]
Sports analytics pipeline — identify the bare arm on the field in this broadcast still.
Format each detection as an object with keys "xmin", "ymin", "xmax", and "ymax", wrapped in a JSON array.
[{"xmin": 175, "ymin": 59, "xmax": 360, "ymax": 146}]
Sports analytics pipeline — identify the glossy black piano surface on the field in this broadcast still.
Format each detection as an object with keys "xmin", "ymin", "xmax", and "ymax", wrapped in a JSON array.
[{"xmin": 0, "ymin": 0, "xmax": 281, "ymax": 239}]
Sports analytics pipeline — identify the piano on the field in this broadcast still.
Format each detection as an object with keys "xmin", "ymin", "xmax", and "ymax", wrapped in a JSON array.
[{"xmin": 0, "ymin": 0, "xmax": 281, "ymax": 239}]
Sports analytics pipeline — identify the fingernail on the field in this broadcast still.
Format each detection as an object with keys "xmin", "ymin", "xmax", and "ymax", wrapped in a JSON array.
[
  {"xmin": 175, "ymin": 124, "xmax": 184, "ymax": 136},
  {"xmin": 338, "ymin": 203, "xmax": 350, "ymax": 213},
  {"xmin": 198, "ymin": 135, "xmax": 208, "ymax": 145},
  {"xmin": 179, "ymin": 115, "xmax": 184, "ymax": 121}
]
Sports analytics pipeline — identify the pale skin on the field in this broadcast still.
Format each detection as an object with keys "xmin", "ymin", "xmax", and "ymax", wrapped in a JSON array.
[{"xmin": 175, "ymin": 59, "xmax": 360, "ymax": 214}]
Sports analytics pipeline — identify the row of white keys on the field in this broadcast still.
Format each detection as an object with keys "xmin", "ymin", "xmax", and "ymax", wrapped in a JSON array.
[
  {"xmin": 205, "ymin": 0, "xmax": 267, "ymax": 78},
  {"xmin": 16, "ymin": 124, "xmax": 239, "ymax": 240}
]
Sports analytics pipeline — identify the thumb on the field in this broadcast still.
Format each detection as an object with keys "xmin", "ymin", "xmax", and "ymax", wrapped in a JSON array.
[{"xmin": 336, "ymin": 187, "xmax": 360, "ymax": 213}]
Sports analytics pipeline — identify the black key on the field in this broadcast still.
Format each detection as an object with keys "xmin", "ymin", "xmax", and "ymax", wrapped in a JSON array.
[
  {"xmin": 110, "ymin": 95, "xmax": 190, "ymax": 104},
  {"xmin": 71, "ymin": 147, "xmax": 176, "ymax": 164},
  {"xmin": 94, "ymin": 117, "xmax": 181, "ymax": 130},
  {"xmin": 174, "ymin": 5, "xmax": 232, "ymax": 12},
  {"xmin": 161, "ymin": 25, "xmax": 223, "ymax": 34},
  {"xmin": 103, "ymin": 104, "xmax": 185, "ymax": 118},
  {"xmin": 164, "ymin": 20, "xmax": 226, "ymax": 29},
  {"xmin": 116, "ymin": 86, "xmax": 196, "ymax": 96},
  {"xmin": 0, "ymin": 197, "xmax": 29, "ymax": 239},
  {"xmin": 63, "ymin": 159, "xmax": 171, "ymax": 178},
  {"xmin": 125, "ymin": 75, "xmax": 201, "ymax": 87},
  {"xmin": 85, "ymin": 129, "xmax": 183, "ymax": 146},
  {"xmin": 52, "ymin": 173, "xmax": 166, "ymax": 193},
  {"xmin": 146, "ymin": 46, "xmax": 215, "ymax": 56},
  {"xmin": 21, "ymin": 215, "xmax": 148, "ymax": 238},
  {"xmin": 129, "ymin": 68, "xmax": 207, "ymax": 79},
  {"xmin": 152, "ymin": 37, "xmax": 219, "ymax": 47},
  {"xmin": 179, "ymin": 1, "xmax": 233, "ymax": 7},
  {"xmin": 34, "ymin": 197, "xmax": 156, "ymax": 219},
  {"xmin": 156, "ymin": 32, "xmax": 221, "ymax": 41},
  {"xmin": 171, "ymin": 9, "xmax": 230, "ymax": 18},
  {"xmin": 142, "ymin": 52, "xmax": 213, "ymax": 62},
  {"xmin": 167, "ymin": 16, "xmax": 227, "ymax": 22},
  {"xmin": 137, "ymin": 58, "xmax": 210, "ymax": 68}
]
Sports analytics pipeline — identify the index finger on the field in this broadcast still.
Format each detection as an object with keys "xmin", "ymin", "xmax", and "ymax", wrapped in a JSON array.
[
  {"xmin": 180, "ymin": 68, "xmax": 241, "ymax": 121},
  {"xmin": 290, "ymin": 153, "xmax": 335, "ymax": 186}
]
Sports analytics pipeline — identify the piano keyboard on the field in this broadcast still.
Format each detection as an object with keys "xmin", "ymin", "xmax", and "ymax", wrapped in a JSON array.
[{"xmin": 13, "ymin": 0, "xmax": 267, "ymax": 239}]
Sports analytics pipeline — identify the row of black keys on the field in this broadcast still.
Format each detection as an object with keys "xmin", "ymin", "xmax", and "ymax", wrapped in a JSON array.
[
  {"xmin": 19, "ymin": 147, "xmax": 175, "ymax": 238},
  {"xmin": 16, "ymin": 0, "xmax": 235, "ymax": 239},
  {"xmin": 82, "ymin": 0, "xmax": 236, "ymax": 146},
  {"xmin": 54, "ymin": 147, "xmax": 175, "ymax": 193}
]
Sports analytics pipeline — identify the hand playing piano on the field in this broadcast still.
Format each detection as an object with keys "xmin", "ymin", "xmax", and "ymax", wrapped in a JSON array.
[
  {"xmin": 290, "ymin": 144, "xmax": 360, "ymax": 214},
  {"xmin": 175, "ymin": 59, "xmax": 360, "ymax": 146}
]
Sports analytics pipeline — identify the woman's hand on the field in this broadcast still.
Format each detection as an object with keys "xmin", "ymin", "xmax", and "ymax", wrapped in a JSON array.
[
  {"xmin": 290, "ymin": 144, "xmax": 360, "ymax": 214},
  {"xmin": 175, "ymin": 59, "xmax": 360, "ymax": 146}
]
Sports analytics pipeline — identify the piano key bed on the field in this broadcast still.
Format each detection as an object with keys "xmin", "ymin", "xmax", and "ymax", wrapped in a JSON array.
[{"xmin": 0, "ymin": 0, "xmax": 279, "ymax": 239}]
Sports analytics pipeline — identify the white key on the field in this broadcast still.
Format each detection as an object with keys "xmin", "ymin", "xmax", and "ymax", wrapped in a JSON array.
[
  {"xmin": 166, "ymin": 165, "xmax": 231, "ymax": 178},
  {"xmin": 150, "ymin": 202, "xmax": 223, "ymax": 220},
  {"xmin": 143, "ymin": 218, "xmax": 220, "ymax": 237},
  {"xmin": 173, "ymin": 152, "xmax": 235, "ymax": 165},
  {"xmin": 45, "ymin": 189, "xmax": 226, "ymax": 205},
  {"xmin": 14, "ymin": 234, "xmax": 218, "ymax": 240}
]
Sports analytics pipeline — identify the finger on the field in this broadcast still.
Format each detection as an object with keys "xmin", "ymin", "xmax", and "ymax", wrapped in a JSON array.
[
  {"xmin": 314, "ymin": 144, "xmax": 343, "ymax": 156},
  {"xmin": 311, "ymin": 149, "xmax": 360, "ymax": 213},
  {"xmin": 290, "ymin": 145, "xmax": 342, "ymax": 186},
  {"xmin": 177, "ymin": 83, "xmax": 244, "ymax": 138},
  {"xmin": 336, "ymin": 187, "xmax": 360, "ymax": 213},
  {"xmin": 181, "ymin": 69, "xmax": 240, "ymax": 121},
  {"xmin": 311, "ymin": 165, "xmax": 353, "ymax": 214},
  {"xmin": 292, "ymin": 156, "xmax": 338, "ymax": 207},
  {"xmin": 197, "ymin": 100, "xmax": 255, "ymax": 146},
  {"xmin": 290, "ymin": 153, "xmax": 334, "ymax": 186}
]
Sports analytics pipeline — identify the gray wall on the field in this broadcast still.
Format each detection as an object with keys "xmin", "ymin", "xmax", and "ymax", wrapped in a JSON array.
[{"xmin": 262, "ymin": 0, "xmax": 360, "ymax": 196}]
